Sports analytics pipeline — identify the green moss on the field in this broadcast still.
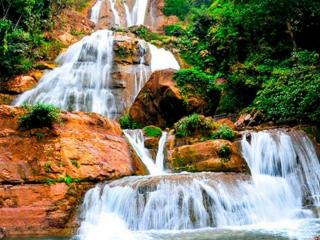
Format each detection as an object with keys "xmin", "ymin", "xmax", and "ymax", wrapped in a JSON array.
[
  {"xmin": 71, "ymin": 159, "xmax": 80, "ymax": 168},
  {"xmin": 143, "ymin": 126, "xmax": 162, "ymax": 138},
  {"xmin": 44, "ymin": 161, "xmax": 52, "ymax": 173}
]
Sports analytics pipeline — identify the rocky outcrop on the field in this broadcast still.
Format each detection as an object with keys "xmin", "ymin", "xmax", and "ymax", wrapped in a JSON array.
[
  {"xmin": 95, "ymin": 0, "xmax": 179, "ymax": 32},
  {"xmin": 168, "ymin": 140, "xmax": 249, "ymax": 173},
  {"xmin": 0, "ymin": 183, "xmax": 91, "ymax": 237},
  {"xmin": 129, "ymin": 69, "xmax": 186, "ymax": 128},
  {"xmin": 0, "ymin": 105, "xmax": 144, "ymax": 237},
  {"xmin": 111, "ymin": 33, "xmax": 152, "ymax": 115},
  {"xmin": 145, "ymin": 0, "xmax": 180, "ymax": 32}
]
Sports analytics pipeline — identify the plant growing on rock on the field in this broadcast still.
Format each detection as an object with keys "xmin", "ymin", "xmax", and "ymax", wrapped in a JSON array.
[
  {"xmin": 143, "ymin": 126, "xmax": 162, "ymax": 138},
  {"xmin": 119, "ymin": 113, "xmax": 142, "ymax": 129},
  {"xmin": 218, "ymin": 144, "xmax": 231, "ymax": 162},
  {"xmin": 174, "ymin": 113, "xmax": 214, "ymax": 137},
  {"xmin": 19, "ymin": 103, "xmax": 61, "ymax": 130},
  {"xmin": 210, "ymin": 124, "xmax": 235, "ymax": 141}
]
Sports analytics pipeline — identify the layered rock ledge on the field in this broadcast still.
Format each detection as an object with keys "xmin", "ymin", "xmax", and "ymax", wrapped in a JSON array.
[{"xmin": 0, "ymin": 105, "xmax": 141, "ymax": 237}]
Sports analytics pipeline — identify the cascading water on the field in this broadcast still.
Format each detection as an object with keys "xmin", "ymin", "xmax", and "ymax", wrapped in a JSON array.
[
  {"xmin": 123, "ymin": 129, "xmax": 167, "ymax": 175},
  {"xmin": 241, "ymin": 129, "xmax": 320, "ymax": 206},
  {"xmin": 90, "ymin": 0, "xmax": 103, "ymax": 24},
  {"xmin": 148, "ymin": 43, "xmax": 180, "ymax": 72},
  {"xmin": 109, "ymin": 0, "xmax": 121, "ymax": 26},
  {"xmin": 132, "ymin": 41, "xmax": 151, "ymax": 100},
  {"xmin": 124, "ymin": 0, "xmax": 149, "ymax": 27},
  {"xmin": 76, "ymin": 129, "xmax": 320, "ymax": 239},
  {"xmin": 14, "ymin": 30, "xmax": 118, "ymax": 118}
]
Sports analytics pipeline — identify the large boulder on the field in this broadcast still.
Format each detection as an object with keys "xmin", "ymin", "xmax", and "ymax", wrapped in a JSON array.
[
  {"xmin": 0, "ymin": 75, "xmax": 37, "ymax": 94},
  {"xmin": 129, "ymin": 69, "xmax": 186, "ymax": 128},
  {"xmin": 167, "ymin": 139, "xmax": 249, "ymax": 173},
  {"xmin": 0, "ymin": 105, "xmax": 143, "ymax": 237}
]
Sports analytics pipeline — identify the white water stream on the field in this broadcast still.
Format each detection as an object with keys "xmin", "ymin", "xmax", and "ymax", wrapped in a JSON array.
[
  {"xmin": 125, "ymin": 0, "xmax": 149, "ymax": 27},
  {"xmin": 90, "ymin": 0, "xmax": 103, "ymax": 24},
  {"xmin": 14, "ymin": 30, "xmax": 118, "ymax": 118},
  {"xmin": 123, "ymin": 129, "xmax": 167, "ymax": 175},
  {"xmin": 76, "ymin": 129, "xmax": 320, "ymax": 240}
]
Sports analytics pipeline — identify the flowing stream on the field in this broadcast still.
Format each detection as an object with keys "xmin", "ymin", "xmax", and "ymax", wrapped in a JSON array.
[
  {"xmin": 10, "ymin": 2, "xmax": 320, "ymax": 239},
  {"xmin": 75, "ymin": 129, "xmax": 320, "ymax": 240}
]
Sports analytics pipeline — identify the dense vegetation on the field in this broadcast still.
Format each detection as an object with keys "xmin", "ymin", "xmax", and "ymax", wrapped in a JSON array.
[
  {"xmin": 19, "ymin": 103, "xmax": 61, "ymax": 130},
  {"xmin": 165, "ymin": 0, "xmax": 320, "ymax": 124},
  {"xmin": 0, "ymin": 0, "xmax": 86, "ymax": 78}
]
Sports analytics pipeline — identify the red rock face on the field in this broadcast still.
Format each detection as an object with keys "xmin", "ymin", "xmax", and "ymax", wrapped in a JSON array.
[
  {"xmin": 0, "ymin": 105, "xmax": 144, "ymax": 237},
  {"xmin": 0, "ymin": 183, "xmax": 92, "ymax": 237},
  {"xmin": 129, "ymin": 69, "xmax": 186, "ymax": 128}
]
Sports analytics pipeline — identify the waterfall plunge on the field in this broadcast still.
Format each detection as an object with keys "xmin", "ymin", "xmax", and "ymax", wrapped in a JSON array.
[
  {"xmin": 77, "ymin": 129, "xmax": 320, "ymax": 239},
  {"xmin": 14, "ymin": 30, "xmax": 118, "ymax": 119}
]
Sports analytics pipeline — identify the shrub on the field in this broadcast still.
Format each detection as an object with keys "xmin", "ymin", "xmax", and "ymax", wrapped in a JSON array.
[
  {"xmin": 19, "ymin": 103, "xmax": 61, "ymax": 130},
  {"xmin": 174, "ymin": 114, "xmax": 213, "ymax": 137},
  {"xmin": 210, "ymin": 124, "xmax": 235, "ymax": 141},
  {"xmin": 174, "ymin": 68, "xmax": 221, "ymax": 114},
  {"xmin": 130, "ymin": 25, "xmax": 166, "ymax": 43},
  {"xmin": 143, "ymin": 126, "xmax": 162, "ymax": 138},
  {"xmin": 218, "ymin": 144, "xmax": 231, "ymax": 159},
  {"xmin": 164, "ymin": 24, "xmax": 186, "ymax": 36},
  {"xmin": 119, "ymin": 113, "xmax": 142, "ymax": 129}
]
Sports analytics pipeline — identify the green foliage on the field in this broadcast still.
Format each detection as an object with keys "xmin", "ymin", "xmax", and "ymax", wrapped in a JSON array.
[
  {"xmin": 143, "ymin": 126, "xmax": 162, "ymax": 138},
  {"xmin": 163, "ymin": 0, "xmax": 212, "ymax": 20},
  {"xmin": 164, "ymin": 24, "xmax": 186, "ymax": 37},
  {"xmin": 174, "ymin": 0, "xmax": 320, "ymax": 123},
  {"xmin": 174, "ymin": 114, "xmax": 213, "ymax": 137},
  {"xmin": 64, "ymin": 175, "xmax": 73, "ymax": 186},
  {"xmin": 19, "ymin": 103, "xmax": 61, "ymax": 130},
  {"xmin": 130, "ymin": 25, "xmax": 166, "ymax": 43},
  {"xmin": 174, "ymin": 68, "xmax": 221, "ymax": 114},
  {"xmin": 0, "ymin": 0, "xmax": 83, "ymax": 77},
  {"xmin": 210, "ymin": 125, "xmax": 235, "ymax": 141},
  {"xmin": 218, "ymin": 144, "xmax": 231, "ymax": 160},
  {"xmin": 254, "ymin": 54, "xmax": 320, "ymax": 123},
  {"xmin": 119, "ymin": 113, "xmax": 142, "ymax": 129}
]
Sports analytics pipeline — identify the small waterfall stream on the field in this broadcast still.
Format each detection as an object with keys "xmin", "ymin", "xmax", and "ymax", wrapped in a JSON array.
[
  {"xmin": 76, "ymin": 129, "xmax": 320, "ymax": 239},
  {"xmin": 123, "ymin": 129, "xmax": 167, "ymax": 175},
  {"xmin": 90, "ymin": 0, "xmax": 103, "ymax": 24},
  {"xmin": 125, "ymin": 0, "xmax": 149, "ymax": 27}
]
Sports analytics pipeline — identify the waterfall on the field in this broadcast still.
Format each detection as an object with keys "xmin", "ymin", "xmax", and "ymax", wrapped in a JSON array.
[
  {"xmin": 148, "ymin": 43, "xmax": 180, "ymax": 72},
  {"xmin": 155, "ymin": 132, "xmax": 168, "ymax": 172},
  {"xmin": 109, "ymin": 0, "xmax": 121, "ymax": 26},
  {"xmin": 90, "ymin": 0, "xmax": 103, "ymax": 24},
  {"xmin": 14, "ymin": 30, "xmax": 119, "ymax": 119},
  {"xmin": 125, "ymin": 0, "xmax": 149, "ymax": 27},
  {"xmin": 76, "ymin": 129, "xmax": 320, "ymax": 239},
  {"xmin": 132, "ymin": 41, "xmax": 151, "ymax": 100},
  {"xmin": 241, "ymin": 129, "xmax": 320, "ymax": 206},
  {"xmin": 123, "ymin": 129, "xmax": 167, "ymax": 175}
]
